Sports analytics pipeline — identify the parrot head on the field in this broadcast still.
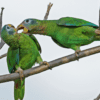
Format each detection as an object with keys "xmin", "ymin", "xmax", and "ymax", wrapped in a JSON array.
[
  {"xmin": 1, "ymin": 24, "xmax": 17, "ymax": 44},
  {"xmin": 17, "ymin": 18, "xmax": 45, "ymax": 34}
]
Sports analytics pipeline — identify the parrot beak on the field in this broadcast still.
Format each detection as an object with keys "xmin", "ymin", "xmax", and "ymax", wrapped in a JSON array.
[{"xmin": 17, "ymin": 24, "xmax": 29, "ymax": 34}]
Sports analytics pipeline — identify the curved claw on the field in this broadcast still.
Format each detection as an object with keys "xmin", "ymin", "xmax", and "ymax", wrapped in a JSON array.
[
  {"xmin": 15, "ymin": 67, "xmax": 24, "ymax": 81},
  {"xmin": 40, "ymin": 61, "xmax": 51, "ymax": 70},
  {"xmin": 75, "ymin": 50, "xmax": 81, "ymax": 61}
]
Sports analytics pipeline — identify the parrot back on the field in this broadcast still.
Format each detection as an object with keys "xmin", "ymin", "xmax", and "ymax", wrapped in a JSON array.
[{"xmin": 56, "ymin": 17, "xmax": 98, "ymax": 28}]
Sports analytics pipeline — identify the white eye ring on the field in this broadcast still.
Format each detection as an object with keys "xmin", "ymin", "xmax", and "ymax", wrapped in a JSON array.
[
  {"xmin": 25, "ymin": 19, "xmax": 31, "ymax": 24},
  {"xmin": 6, "ymin": 26, "xmax": 10, "ymax": 30}
]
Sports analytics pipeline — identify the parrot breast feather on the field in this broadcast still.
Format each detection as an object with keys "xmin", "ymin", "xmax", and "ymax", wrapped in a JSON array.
[{"xmin": 56, "ymin": 17, "xmax": 98, "ymax": 28}]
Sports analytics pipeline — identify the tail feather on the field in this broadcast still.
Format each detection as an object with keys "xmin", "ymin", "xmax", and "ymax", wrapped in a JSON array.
[{"xmin": 14, "ymin": 78, "xmax": 25, "ymax": 100}]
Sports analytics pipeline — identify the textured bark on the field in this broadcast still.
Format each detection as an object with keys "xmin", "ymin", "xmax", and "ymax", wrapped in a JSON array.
[
  {"xmin": 94, "ymin": 94, "xmax": 100, "ymax": 100},
  {"xmin": 93, "ymin": 10, "xmax": 100, "ymax": 100},
  {"xmin": 0, "ymin": 46, "xmax": 100, "ymax": 83},
  {"xmin": 44, "ymin": 3, "xmax": 53, "ymax": 20},
  {"xmin": 99, "ymin": 9, "xmax": 100, "ymax": 30},
  {"xmin": 0, "ymin": 53, "xmax": 7, "ymax": 59},
  {"xmin": 0, "ymin": 7, "xmax": 5, "ymax": 49}
]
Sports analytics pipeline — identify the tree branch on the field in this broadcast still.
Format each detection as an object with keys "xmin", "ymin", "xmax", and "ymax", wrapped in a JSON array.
[
  {"xmin": 44, "ymin": 2, "xmax": 53, "ymax": 20},
  {"xmin": 99, "ymin": 9, "xmax": 100, "ymax": 30},
  {"xmin": 0, "ymin": 7, "xmax": 5, "ymax": 49},
  {"xmin": 0, "ymin": 53, "xmax": 7, "ymax": 59},
  {"xmin": 94, "ymin": 94, "xmax": 100, "ymax": 100},
  {"xmin": 93, "ymin": 11, "xmax": 100, "ymax": 100},
  {"xmin": 0, "ymin": 3, "xmax": 53, "ymax": 59},
  {"xmin": 0, "ymin": 46, "xmax": 100, "ymax": 83}
]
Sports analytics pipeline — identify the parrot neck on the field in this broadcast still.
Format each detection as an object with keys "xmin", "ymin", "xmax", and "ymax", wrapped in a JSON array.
[
  {"xmin": 43, "ymin": 20, "xmax": 57, "ymax": 37},
  {"xmin": 32, "ymin": 20, "xmax": 57, "ymax": 37},
  {"xmin": 2, "ymin": 34, "xmax": 19, "ymax": 49}
]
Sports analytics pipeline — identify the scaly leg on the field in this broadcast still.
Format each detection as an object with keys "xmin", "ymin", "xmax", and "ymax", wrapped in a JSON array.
[
  {"xmin": 75, "ymin": 50, "xmax": 81, "ymax": 60},
  {"xmin": 36, "ymin": 55, "xmax": 51, "ymax": 69},
  {"xmin": 15, "ymin": 67, "xmax": 24, "ymax": 81},
  {"xmin": 95, "ymin": 29, "xmax": 100, "ymax": 35},
  {"xmin": 40, "ymin": 61, "xmax": 51, "ymax": 70},
  {"xmin": 71, "ymin": 45, "xmax": 81, "ymax": 61}
]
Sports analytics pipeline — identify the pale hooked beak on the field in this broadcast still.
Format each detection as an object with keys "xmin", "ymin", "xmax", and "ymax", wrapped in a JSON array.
[{"xmin": 17, "ymin": 23, "xmax": 29, "ymax": 34}]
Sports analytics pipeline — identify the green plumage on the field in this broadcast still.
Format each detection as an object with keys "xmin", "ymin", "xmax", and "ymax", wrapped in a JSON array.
[
  {"xmin": 29, "ymin": 34, "xmax": 42, "ymax": 53},
  {"xmin": 1, "ymin": 25, "xmax": 43, "ymax": 100},
  {"xmin": 18, "ymin": 17, "xmax": 100, "ymax": 52},
  {"xmin": 57, "ymin": 17, "xmax": 98, "ymax": 27},
  {"xmin": 14, "ymin": 78, "xmax": 25, "ymax": 100}
]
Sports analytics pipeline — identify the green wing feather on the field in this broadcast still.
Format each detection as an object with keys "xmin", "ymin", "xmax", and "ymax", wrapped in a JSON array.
[
  {"xmin": 56, "ymin": 17, "xmax": 98, "ymax": 28},
  {"xmin": 7, "ymin": 48, "xmax": 19, "ymax": 73},
  {"xmin": 29, "ymin": 35, "xmax": 42, "ymax": 53}
]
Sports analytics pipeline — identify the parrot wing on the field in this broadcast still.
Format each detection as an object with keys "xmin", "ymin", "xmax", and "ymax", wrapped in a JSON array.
[
  {"xmin": 51, "ymin": 37, "xmax": 67, "ymax": 48},
  {"xmin": 56, "ymin": 17, "xmax": 98, "ymax": 28},
  {"xmin": 29, "ymin": 34, "xmax": 42, "ymax": 53},
  {"xmin": 7, "ymin": 48, "xmax": 19, "ymax": 73}
]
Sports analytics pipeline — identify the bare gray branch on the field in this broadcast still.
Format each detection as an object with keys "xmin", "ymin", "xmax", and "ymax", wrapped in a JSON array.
[
  {"xmin": 94, "ymin": 94, "xmax": 100, "ymax": 100},
  {"xmin": 0, "ymin": 46, "xmax": 100, "ymax": 83},
  {"xmin": 44, "ymin": 2, "xmax": 53, "ymax": 20},
  {"xmin": 0, "ymin": 7, "xmax": 5, "ymax": 49}
]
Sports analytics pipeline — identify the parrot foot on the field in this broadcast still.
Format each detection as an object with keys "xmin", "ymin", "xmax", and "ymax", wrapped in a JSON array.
[
  {"xmin": 95, "ymin": 29, "xmax": 100, "ymax": 35},
  {"xmin": 15, "ymin": 67, "xmax": 24, "ymax": 81},
  {"xmin": 75, "ymin": 50, "xmax": 81, "ymax": 61},
  {"xmin": 40, "ymin": 61, "xmax": 51, "ymax": 70}
]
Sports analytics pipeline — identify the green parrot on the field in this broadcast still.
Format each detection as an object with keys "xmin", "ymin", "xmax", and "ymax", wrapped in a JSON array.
[
  {"xmin": 1, "ymin": 24, "xmax": 44, "ymax": 100},
  {"xmin": 17, "ymin": 17, "xmax": 100, "ymax": 58}
]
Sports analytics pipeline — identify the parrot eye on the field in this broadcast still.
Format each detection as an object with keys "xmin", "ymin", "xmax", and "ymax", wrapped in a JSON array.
[
  {"xmin": 6, "ymin": 26, "xmax": 10, "ymax": 30},
  {"xmin": 25, "ymin": 19, "xmax": 30, "ymax": 23},
  {"xmin": 26, "ymin": 19, "xmax": 29, "ymax": 23},
  {"xmin": 25, "ymin": 19, "xmax": 31, "ymax": 24}
]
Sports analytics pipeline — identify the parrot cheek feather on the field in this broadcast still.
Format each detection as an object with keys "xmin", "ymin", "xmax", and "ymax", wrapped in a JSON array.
[{"xmin": 9, "ymin": 31, "xmax": 14, "ymax": 35}]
